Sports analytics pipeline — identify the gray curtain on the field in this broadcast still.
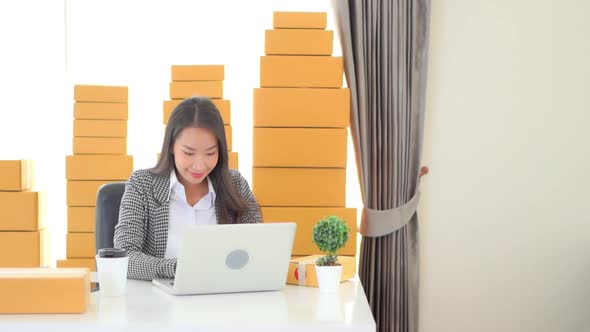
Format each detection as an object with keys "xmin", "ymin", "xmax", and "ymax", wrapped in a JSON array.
[{"xmin": 333, "ymin": 0, "xmax": 431, "ymax": 331}]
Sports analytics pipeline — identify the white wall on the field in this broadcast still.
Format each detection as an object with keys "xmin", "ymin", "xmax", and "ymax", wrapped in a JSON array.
[{"xmin": 420, "ymin": 1, "xmax": 590, "ymax": 331}]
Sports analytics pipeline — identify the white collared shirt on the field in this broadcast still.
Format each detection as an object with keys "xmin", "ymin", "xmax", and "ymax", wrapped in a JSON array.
[{"xmin": 164, "ymin": 170, "xmax": 217, "ymax": 258}]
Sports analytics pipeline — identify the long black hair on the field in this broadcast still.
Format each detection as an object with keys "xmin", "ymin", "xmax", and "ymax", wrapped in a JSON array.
[{"xmin": 151, "ymin": 96, "xmax": 248, "ymax": 224}]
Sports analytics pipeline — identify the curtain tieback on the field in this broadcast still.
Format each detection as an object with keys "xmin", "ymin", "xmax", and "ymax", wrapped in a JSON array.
[{"xmin": 360, "ymin": 190, "xmax": 421, "ymax": 237}]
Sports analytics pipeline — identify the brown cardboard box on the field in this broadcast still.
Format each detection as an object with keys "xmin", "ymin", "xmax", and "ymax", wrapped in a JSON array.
[
  {"xmin": 0, "ymin": 191, "xmax": 46, "ymax": 231},
  {"xmin": 265, "ymin": 29, "xmax": 333, "ymax": 55},
  {"xmin": 254, "ymin": 88, "xmax": 350, "ymax": 128},
  {"xmin": 225, "ymin": 125, "xmax": 232, "ymax": 151},
  {"xmin": 74, "ymin": 102, "xmax": 128, "ymax": 120},
  {"xmin": 229, "ymin": 151, "xmax": 239, "ymax": 169},
  {"xmin": 0, "ymin": 268, "xmax": 89, "ymax": 314},
  {"xmin": 253, "ymin": 128, "xmax": 347, "ymax": 168},
  {"xmin": 74, "ymin": 85, "xmax": 128, "ymax": 103},
  {"xmin": 56, "ymin": 258, "xmax": 96, "ymax": 272},
  {"xmin": 286, "ymin": 255, "xmax": 356, "ymax": 287},
  {"xmin": 67, "ymin": 180, "xmax": 119, "ymax": 206},
  {"xmin": 171, "ymin": 65, "xmax": 224, "ymax": 81},
  {"xmin": 170, "ymin": 81, "xmax": 223, "ymax": 99},
  {"xmin": 66, "ymin": 233, "xmax": 96, "ymax": 258},
  {"xmin": 73, "ymin": 137, "xmax": 127, "ymax": 155},
  {"xmin": 273, "ymin": 12, "xmax": 327, "ymax": 29},
  {"xmin": 163, "ymin": 99, "xmax": 231, "ymax": 124},
  {"xmin": 73, "ymin": 119, "xmax": 127, "ymax": 137},
  {"xmin": 66, "ymin": 155, "xmax": 133, "ymax": 180},
  {"xmin": 0, "ymin": 229, "xmax": 49, "ymax": 267},
  {"xmin": 67, "ymin": 207, "xmax": 95, "ymax": 233},
  {"xmin": 253, "ymin": 168, "xmax": 346, "ymax": 207},
  {"xmin": 260, "ymin": 56, "xmax": 343, "ymax": 88},
  {"xmin": 262, "ymin": 207, "xmax": 357, "ymax": 256},
  {"xmin": 0, "ymin": 160, "xmax": 34, "ymax": 191}
]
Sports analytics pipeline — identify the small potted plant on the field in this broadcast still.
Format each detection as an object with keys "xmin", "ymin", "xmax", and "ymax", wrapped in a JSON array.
[{"xmin": 312, "ymin": 215, "xmax": 350, "ymax": 291}]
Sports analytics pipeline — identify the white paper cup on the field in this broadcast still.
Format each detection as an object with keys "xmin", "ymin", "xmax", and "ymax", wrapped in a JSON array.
[{"xmin": 96, "ymin": 248, "xmax": 129, "ymax": 297}]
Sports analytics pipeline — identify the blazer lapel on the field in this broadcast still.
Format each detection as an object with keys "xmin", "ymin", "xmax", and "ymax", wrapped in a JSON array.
[{"xmin": 151, "ymin": 172, "xmax": 171, "ymax": 257}]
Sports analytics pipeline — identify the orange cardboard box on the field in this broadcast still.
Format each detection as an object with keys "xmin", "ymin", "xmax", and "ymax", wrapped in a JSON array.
[
  {"xmin": 66, "ymin": 155, "xmax": 133, "ymax": 180},
  {"xmin": 286, "ymin": 255, "xmax": 356, "ymax": 287},
  {"xmin": 171, "ymin": 65, "xmax": 224, "ymax": 81},
  {"xmin": 163, "ymin": 99, "xmax": 231, "ymax": 124},
  {"xmin": 67, "ymin": 180, "xmax": 119, "ymax": 206},
  {"xmin": 262, "ymin": 207, "xmax": 357, "ymax": 256},
  {"xmin": 229, "ymin": 151, "xmax": 238, "ymax": 169},
  {"xmin": 67, "ymin": 207, "xmax": 95, "ymax": 233},
  {"xmin": 66, "ymin": 233, "xmax": 96, "ymax": 258},
  {"xmin": 73, "ymin": 119, "xmax": 127, "ymax": 137},
  {"xmin": 73, "ymin": 137, "xmax": 127, "ymax": 155},
  {"xmin": 0, "ymin": 229, "xmax": 49, "ymax": 267},
  {"xmin": 253, "ymin": 128, "xmax": 347, "ymax": 168},
  {"xmin": 0, "ymin": 268, "xmax": 89, "ymax": 314},
  {"xmin": 170, "ymin": 81, "xmax": 223, "ymax": 99},
  {"xmin": 0, "ymin": 191, "xmax": 46, "ymax": 231},
  {"xmin": 265, "ymin": 29, "xmax": 333, "ymax": 55},
  {"xmin": 273, "ymin": 12, "xmax": 327, "ymax": 29},
  {"xmin": 0, "ymin": 160, "xmax": 34, "ymax": 191},
  {"xmin": 260, "ymin": 56, "xmax": 343, "ymax": 88},
  {"xmin": 74, "ymin": 85, "xmax": 128, "ymax": 103},
  {"xmin": 74, "ymin": 102, "xmax": 128, "ymax": 120},
  {"xmin": 253, "ymin": 168, "xmax": 346, "ymax": 207},
  {"xmin": 253, "ymin": 88, "xmax": 350, "ymax": 128},
  {"xmin": 56, "ymin": 258, "xmax": 96, "ymax": 272},
  {"xmin": 225, "ymin": 125, "xmax": 232, "ymax": 151}
]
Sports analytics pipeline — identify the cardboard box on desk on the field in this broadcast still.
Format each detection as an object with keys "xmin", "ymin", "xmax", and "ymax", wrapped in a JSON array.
[
  {"xmin": 265, "ymin": 29, "xmax": 333, "ymax": 55},
  {"xmin": 74, "ymin": 119, "xmax": 128, "ymax": 137},
  {"xmin": 74, "ymin": 102, "xmax": 128, "ymax": 120},
  {"xmin": 171, "ymin": 65, "xmax": 224, "ymax": 81},
  {"xmin": 0, "ymin": 160, "xmax": 34, "ymax": 191},
  {"xmin": 273, "ymin": 12, "xmax": 327, "ymax": 29},
  {"xmin": 66, "ymin": 155, "xmax": 133, "ymax": 180},
  {"xmin": 164, "ymin": 99, "xmax": 231, "ymax": 125},
  {"xmin": 73, "ymin": 137, "xmax": 127, "ymax": 155},
  {"xmin": 0, "ymin": 229, "xmax": 50, "ymax": 267},
  {"xmin": 0, "ymin": 268, "xmax": 90, "ymax": 314},
  {"xmin": 0, "ymin": 191, "xmax": 46, "ymax": 231},
  {"xmin": 253, "ymin": 88, "xmax": 350, "ymax": 128},
  {"xmin": 74, "ymin": 85, "xmax": 128, "ymax": 103},
  {"xmin": 287, "ymin": 255, "xmax": 356, "ymax": 287},
  {"xmin": 57, "ymin": 258, "xmax": 96, "ymax": 272},
  {"xmin": 253, "ymin": 128, "xmax": 347, "ymax": 168},
  {"xmin": 260, "ymin": 56, "xmax": 343, "ymax": 88}
]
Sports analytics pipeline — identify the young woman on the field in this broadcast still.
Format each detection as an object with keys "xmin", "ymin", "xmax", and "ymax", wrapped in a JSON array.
[{"xmin": 114, "ymin": 97, "xmax": 261, "ymax": 280}]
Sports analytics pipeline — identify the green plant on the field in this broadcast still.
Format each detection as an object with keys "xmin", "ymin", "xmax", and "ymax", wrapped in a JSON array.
[{"xmin": 312, "ymin": 215, "xmax": 350, "ymax": 266}]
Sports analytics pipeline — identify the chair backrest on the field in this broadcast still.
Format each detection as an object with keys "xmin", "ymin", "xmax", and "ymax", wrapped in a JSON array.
[{"xmin": 95, "ymin": 182, "xmax": 126, "ymax": 253}]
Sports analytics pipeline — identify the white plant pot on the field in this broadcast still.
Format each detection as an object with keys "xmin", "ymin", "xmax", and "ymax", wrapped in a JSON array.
[{"xmin": 315, "ymin": 265, "xmax": 343, "ymax": 292}]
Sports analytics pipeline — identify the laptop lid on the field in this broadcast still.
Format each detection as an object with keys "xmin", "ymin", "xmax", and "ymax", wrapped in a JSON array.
[{"xmin": 157, "ymin": 222, "xmax": 296, "ymax": 295}]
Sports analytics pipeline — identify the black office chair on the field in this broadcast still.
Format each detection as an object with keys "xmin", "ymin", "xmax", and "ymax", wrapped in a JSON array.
[{"xmin": 95, "ymin": 182, "xmax": 126, "ymax": 253}]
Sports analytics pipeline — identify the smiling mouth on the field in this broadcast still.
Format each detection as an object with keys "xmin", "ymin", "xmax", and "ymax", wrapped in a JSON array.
[{"xmin": 189, "ymin": 172, "xmax": 205, "ymax": 178}]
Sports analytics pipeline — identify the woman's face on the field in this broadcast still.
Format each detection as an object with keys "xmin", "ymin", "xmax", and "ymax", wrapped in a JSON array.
[{"xmin": 172, "ymin": 126, "xmax": 219, "ymax": 188}]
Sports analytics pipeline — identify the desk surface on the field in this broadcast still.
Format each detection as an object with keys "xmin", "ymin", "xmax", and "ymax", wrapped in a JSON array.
[{"xmin": 0, "ymin": 279, "xmax": 375, "ymax": 332}]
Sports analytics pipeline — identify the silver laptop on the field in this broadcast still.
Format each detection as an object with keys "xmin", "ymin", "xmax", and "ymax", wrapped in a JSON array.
[{"xmin": 153, "ymin": 222, "xmax": 296, "ymax": 295}]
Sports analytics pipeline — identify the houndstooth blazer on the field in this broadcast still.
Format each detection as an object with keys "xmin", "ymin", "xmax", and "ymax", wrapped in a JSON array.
[{"xmin": 113, "ymin": 168, "xmax": 261, "ymax": 280}]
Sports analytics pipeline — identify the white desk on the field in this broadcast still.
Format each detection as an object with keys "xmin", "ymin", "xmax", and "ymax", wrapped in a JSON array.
[{"xmin": 0, "ymin": 279, "xmax": 376, "ymax": 331}]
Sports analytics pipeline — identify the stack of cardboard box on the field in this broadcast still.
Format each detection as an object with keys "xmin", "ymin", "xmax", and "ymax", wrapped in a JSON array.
[
  {"xmin": 0, "ymin": 160, "xmax": 49, "ymax": 267},
  {"xmin": 57, "ymin": 85, "xmax": 134, "ymax": 272},
  {"xmin": 163, "ymin": 65, "xmax": 238, "ymax": 169},
  {"xmin": 253, "ymin": 12, "xmax": 357, "ymax": 286}
]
